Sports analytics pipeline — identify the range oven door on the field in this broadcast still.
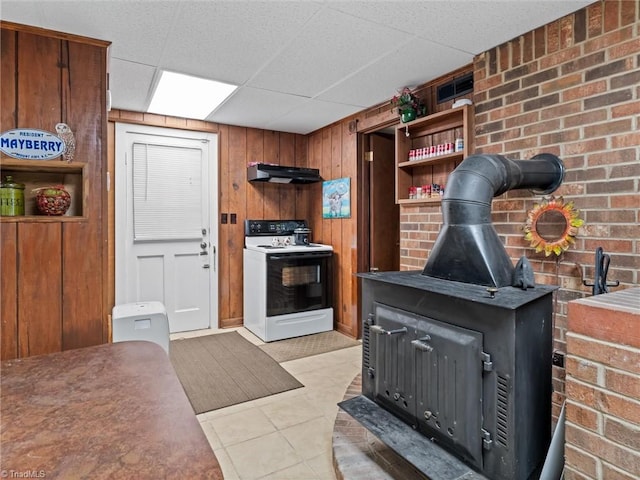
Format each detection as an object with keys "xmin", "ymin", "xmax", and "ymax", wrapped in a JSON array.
[{"xmin": 266, "ymin": 251, "xmax": 333, "ymax": 317}]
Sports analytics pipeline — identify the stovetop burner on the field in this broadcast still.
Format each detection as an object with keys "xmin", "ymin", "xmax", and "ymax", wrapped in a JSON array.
[{"xmin": 244, "ymin": 219, "xmax": 333, "ymax": 253}]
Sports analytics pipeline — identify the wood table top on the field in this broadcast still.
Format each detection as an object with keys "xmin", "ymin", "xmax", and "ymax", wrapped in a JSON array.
[{"xmin": 1, "ymin": 341, "xmax": 223, "ymax": 479}]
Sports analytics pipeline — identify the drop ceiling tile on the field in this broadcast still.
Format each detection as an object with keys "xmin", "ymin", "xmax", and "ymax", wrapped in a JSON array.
[
  {"xmin": 2, "ymin": 1, "xmax": 180, "ymax": 64},
  {"xmin": 248, "ymin": 7, "xmax": 410, "ymax": 98},
  {"xmin": 207, "ymin": 87, "xmax": 309, "ymax": 130},
  {"xmin": 108, "ymin": 59, "xmax": 156, "ymax": 113},
  {"xmin": 0, "ymin": 1, "xmax": 45, "ymax": 27},
  {"xmin": 317, "ymin": 38, "xmax": 473, "ymax": 108},
  {"xmin": 264, "ymin": 99, "xmax": 362, "ymax": 135},
  {"xmin": 161, "ymin": 1, "xmax": 323, "ymax": 84},
  {"xmin": 331, "ymin": 1, "xmax": 593, "ymax": 54}
]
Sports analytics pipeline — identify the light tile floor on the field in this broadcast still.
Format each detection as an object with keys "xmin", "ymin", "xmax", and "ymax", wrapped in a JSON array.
[{"xmin": 171, "ymin": 327, "xmax": 362, "ymax": 480}]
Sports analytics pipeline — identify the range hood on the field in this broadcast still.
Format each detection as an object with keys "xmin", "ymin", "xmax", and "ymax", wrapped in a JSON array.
[{"xmin": 247, "ymin": 163, "xmax": 322, "ymax": 184}]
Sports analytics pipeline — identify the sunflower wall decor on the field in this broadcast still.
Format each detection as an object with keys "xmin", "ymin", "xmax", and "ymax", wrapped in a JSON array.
[{"xmin": 523, "ymin": 196, "xmax": 584, "ymax": 257}]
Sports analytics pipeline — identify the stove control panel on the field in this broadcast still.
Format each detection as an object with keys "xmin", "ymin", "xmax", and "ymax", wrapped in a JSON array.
[{"xmin": 245, "ymin": 219, "xmax": 308, "ymax": 236}]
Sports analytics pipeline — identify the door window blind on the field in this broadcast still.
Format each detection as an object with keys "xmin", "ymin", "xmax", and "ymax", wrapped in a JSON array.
[{"xmin": 132, "ymin": 142, "xmax": 202, "ymax": 241}]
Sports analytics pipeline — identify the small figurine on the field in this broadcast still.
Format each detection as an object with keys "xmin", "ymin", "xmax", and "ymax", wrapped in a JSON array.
[{"xmin": 55, "ymin": 122, "xmax": 76, "ymax": 162}]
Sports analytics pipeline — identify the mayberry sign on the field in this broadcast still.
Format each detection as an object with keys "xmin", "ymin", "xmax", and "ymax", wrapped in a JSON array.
[{"xmin": 0, "ymin": 128, "xmax": 65, "ymax": 160}]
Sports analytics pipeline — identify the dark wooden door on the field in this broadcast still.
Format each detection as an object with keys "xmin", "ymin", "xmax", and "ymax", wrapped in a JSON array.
[{"xmin": 369, "ymin": 133, "xmax": 399, "ymax": 272}]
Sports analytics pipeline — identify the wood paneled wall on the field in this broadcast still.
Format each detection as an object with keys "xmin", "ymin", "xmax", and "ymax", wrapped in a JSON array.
[
  {"xmin": 1, "ymin": 22, "xmax": 109, "ymax": 360},
  {"xmin": 306, "ymin": 122, "xmax": 358, "ymax": 337},
  {"xmin": 108, "ymin": 67, "xmax": 472, "ymax": 339},
  {"xmin": 107, "ymin": 112, "xmax": 315, "ymax": 330}
]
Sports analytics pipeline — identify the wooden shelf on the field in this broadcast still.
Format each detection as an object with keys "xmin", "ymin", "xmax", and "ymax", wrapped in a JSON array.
[
  {"xmin": 395, "ymin": 104, "xmax": 474, "ymax": 204},
  {"xmin": 0, "ymin": 215, "xmax": 86, "ymax": 223},
  {"xmin": 398, "ymin": 152, "xmax": 464, "ymax": 169},
  {"xmin": 0, "ymin": 159, "xmax": 85, "ymax": 217},
  {"xmin": 397, "ymin": 197, "xmax": 442, "ymax": 206},
  {"xmin": 1, "ymin": 158, "xmax": 85, "ymax": 174}
]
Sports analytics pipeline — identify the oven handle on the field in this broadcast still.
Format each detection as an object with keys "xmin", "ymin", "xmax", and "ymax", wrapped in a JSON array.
[{"xmin": 268, "ymin": 252, "xmax": 333, "ymax": 260}]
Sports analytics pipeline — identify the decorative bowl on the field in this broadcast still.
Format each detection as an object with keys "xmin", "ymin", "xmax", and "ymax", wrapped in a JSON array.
[{"xmin": 34, "ymin": 185, "xmax": 71, "ymax": 216}]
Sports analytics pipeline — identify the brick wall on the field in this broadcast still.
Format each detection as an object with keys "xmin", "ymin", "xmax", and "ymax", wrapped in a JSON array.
[
  {"xmin": 401, "ymin": 0, "xmax": 639, "ymax": 418},
  {"xmin": 565, "ymin": 288, "xmax": 640, "ymax": 479}
]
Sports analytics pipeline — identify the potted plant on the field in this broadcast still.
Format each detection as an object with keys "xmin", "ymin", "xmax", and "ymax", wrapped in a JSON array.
[{"xmin": 390, "ymin": 87, "xmax": 426, "ymax": 123}]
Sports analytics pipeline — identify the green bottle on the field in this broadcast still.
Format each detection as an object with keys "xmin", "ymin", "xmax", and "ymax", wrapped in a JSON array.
[{"xmin": 0, "ymin": 175, "xmax": 25, "ymax": 216}]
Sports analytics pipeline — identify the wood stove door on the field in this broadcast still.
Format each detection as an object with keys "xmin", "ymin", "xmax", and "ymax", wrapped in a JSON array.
[
  {"xmin": 370, "ymin": 304, "xmax": 417, "ymax": 423},
  {"xmin": 414, "ymin": 315, "xmax": 484, "ymax": 470}
]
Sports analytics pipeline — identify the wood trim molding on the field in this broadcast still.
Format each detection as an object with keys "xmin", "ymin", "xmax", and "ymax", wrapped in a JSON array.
[{"xmin": 0, "ymin": 20, "xmax": 111, "ymax": 47}]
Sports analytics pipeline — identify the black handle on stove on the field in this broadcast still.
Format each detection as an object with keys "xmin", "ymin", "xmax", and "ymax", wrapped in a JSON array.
[{"xmin": 268, "ymin": 252, "xmax": 332, "ymax": 260}]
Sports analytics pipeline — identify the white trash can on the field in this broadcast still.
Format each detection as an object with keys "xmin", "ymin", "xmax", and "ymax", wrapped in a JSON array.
[{"xmin": 112, "ymin": 301, "xmax": 170, "ymax": 354}]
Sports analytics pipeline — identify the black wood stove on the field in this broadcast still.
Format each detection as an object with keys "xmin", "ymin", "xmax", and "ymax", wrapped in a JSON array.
[{"xmin": 340, "ymin": 154, "xmax": 565, "ymax": 480}]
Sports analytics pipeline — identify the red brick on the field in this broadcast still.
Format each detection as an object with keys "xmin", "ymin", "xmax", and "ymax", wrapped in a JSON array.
[
  {"xmin": 605, "ymin": 416, "xmax": 640, "ymax": 450},
  {"xmin": 489, "ymin": 103, "xmax": 521, "ymax": 121},
  {"xmin": 574, "ymin": 8, "xmax": 587, "ymax": 44},
  {"xmin": 540, "ymin": 129, "xmax": 581, "ymax": 146},
  {"xmin": 504, "ymin": 111, "xmax": 539, "ymax": 129},
  {"xmin": 522, "ymin": 119, "xmax": 561, "ymax": 135},
  {"xmin": 611, "ymin": 194, "xmax": 640, "ymax": 209},
  {"xmin": 540, "ymin": 100, "xmax": 582, "ymax": 120},
  {"xmin": 612, "ymin": 100, "xmax": 640, "ymax": 117},
  {"xmin": 534, "ymin": 25, "xmax": 547, "ymax": 58},
  {"xmin": 499, "ymin": 43, "xmax": 510, "ymax": 72},
  {"xmin": 564, "ymin": 109, "xmax": 609, "ymax": 128},
  {"xmin": 619, "ymin": 0, "xmax": 638, "ymax": 27},
  {"xmin": 602, "ymin": 463, "xmax": 640, "ymax": 480},
  {"xmin": 587, "ymin": 2, "xmax": 603, "ymax": 38},
  {"xmin": 541, "ymin": 46, "xmax": 584, "ymax": 69},
  {"xmin": 611, "ymin": 131, "xmax": 640, "ymax": 149},
  {"xmin": 510, "ymin": 38, "xmax": 522, "ymax": 68},
  {"xmin": 611, "ymin": 162, "xmax": 640, "ymax": 179},
  {"xmin": 566, "ymin": 399, "xmax": 601, "ymax": 431},
  {"xmin": 563, "ymin": 137, "xmax": 608, "ymax": 155},
  {"xmin": 522, "ymin": 31, "xmax": 534, "ymax": 63},
  {"xmin": 560, "ymin": 16, "xmax": 575, "ymax": 49},
  {"xmin": 566, "ymin": 334, "xmax": 640, "ymax": 374},
  {"xmin": 609, "ymin": 225, "xmax": 640, "ymax": 241},
  {"xmin": 584, "ymin": 207, "xmax": 636, "ymax": 223},
  {"xmin": 567, "ymin": 356, "xmax": 601, "ymax": 384},
  {"xmin": 586, "ymin": 178, "xmax": 635, "ymax": 195},
  {"xmin": 587, "ymin": 148, "xmax": 637, "ymax": 165},
  {"xmin": 603, "ymin": 0, "xmax": 620, "ymax": 32},
  {"xmin": 605, "ymin": 368, "xmax": 640, "ymax": 399},
  {"xmin": 565, "ymin": 444, "xmax": 600, "ymax": 478},
  {"xmin": 584, "ymin": 89, "xmax": 633, "ymax": 109},
  {"xmin": 522, "ymin": 67, "xmax": 560, "ymax": 88},
  {"xmin": 568, "ymin": 301, "xmax": 640, "ymax": 349},
  {"xmin": 583, "ymin": 239, "xmax": 634, "ymax": 254},
  {"xmin": 564, "ymin": 467, "xmax": 592, "ymax": 480},
  {"xmin": 547, "ymin": 19, "xmax": 561, "ymax": 54},
  {"xmin": 566, "ymin": 423, "xmax": 640, "ymax": 476},
  {"xmin": 585, "ymin": 25, "xmax": 633, "ymax": 54},
  {"xmin": 584, "ymin": 118, "xmax": 633, "ymax": 138},
  {"xmin": 563, "ymin": 80, "xmax": 608, "ymax": 102}
]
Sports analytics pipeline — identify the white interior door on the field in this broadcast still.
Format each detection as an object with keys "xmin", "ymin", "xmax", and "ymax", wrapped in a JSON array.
[{"xmin": 115, "ymin": 123, "xmax": 218, "ymax": 333}]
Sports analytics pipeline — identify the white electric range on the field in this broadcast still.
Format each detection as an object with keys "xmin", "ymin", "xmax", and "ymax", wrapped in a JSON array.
[{"xmin": 243, "ymin": 220, "xmax": 334, "ymax": 342}]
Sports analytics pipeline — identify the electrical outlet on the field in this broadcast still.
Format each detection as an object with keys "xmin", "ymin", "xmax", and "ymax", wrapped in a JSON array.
[{"xmin": 552, "ymin": 351, "xmax": 565, "ymax": 368}]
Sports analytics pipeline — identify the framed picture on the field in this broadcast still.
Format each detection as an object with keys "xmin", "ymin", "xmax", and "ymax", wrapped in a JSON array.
[{"xmin": 322, "ymin": 177, "xmax": 350, "ymax": 219}]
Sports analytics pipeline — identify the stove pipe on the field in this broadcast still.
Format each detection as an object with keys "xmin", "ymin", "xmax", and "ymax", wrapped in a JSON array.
[{"xmin": 423, "ymin": 153, "xmax": 564, "ymax": 287}]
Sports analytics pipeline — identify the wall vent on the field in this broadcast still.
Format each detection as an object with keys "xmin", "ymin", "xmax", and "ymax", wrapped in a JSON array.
[{"xmin": 437, "ymin": 72, "xmax": 474, "ymax": 104}]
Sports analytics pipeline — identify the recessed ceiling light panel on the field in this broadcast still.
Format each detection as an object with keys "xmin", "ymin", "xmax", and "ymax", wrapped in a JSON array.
[{"xmin": 148, "ymin": 71, "xmax": 237, "ymax": 119}]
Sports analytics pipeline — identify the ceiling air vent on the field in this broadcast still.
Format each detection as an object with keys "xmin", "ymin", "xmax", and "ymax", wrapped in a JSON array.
[{"xmin": 437, "ymin": 72, "xmax": 474, "ymax": 104}]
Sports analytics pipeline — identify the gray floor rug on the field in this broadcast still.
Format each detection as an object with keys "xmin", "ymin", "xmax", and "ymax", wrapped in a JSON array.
[
  {"xmin": 170, "ymin": 331, "xmax": 303, "ymax": 415},
  {"xmin": 259, "ymin": 330, "xmax": 361, "ymax": 363}
]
